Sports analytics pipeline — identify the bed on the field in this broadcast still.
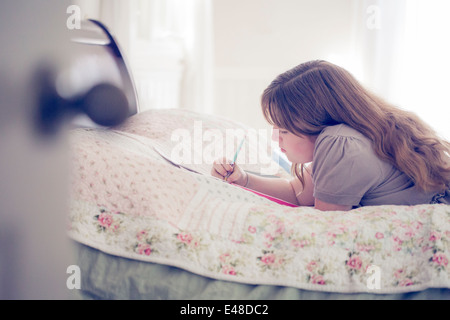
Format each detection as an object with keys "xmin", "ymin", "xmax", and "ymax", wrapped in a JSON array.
[{"xmin": 66, "ymin": 20, "xmax": 450, "ymax": 300}]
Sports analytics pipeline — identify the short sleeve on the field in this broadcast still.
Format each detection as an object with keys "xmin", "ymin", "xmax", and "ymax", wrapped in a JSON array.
[{"xmin": 312, "ymin": 134, "xmax": 381, "ymax": 206}]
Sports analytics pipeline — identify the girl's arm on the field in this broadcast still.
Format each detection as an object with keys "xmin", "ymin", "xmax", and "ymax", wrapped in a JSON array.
[
  {"xmin": 212, "ymin": 158, "xmax": 313, "ymax": 206},
  {"xmin": 245, "ymin": 172, "xmax": 352, "ymax": 210},
  {"xmin": 212, "ymin": 159, "xmax": 352, "ymax": 211},
  {"xmin": 289, "ymin": 166, "xmax": 352, "ymax": 210},
  {"xmin": 244, "ymin": 173, "xmax": 301, "ymax": 205}
]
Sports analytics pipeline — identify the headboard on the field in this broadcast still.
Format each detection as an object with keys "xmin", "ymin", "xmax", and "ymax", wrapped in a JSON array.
[
  {"xmin": 38, "ymin": 19, "xmax": 140, "ymax": 132},
  {"xmin": 72, "ymin": 19, "xmax": 139, "ymax": 116}
]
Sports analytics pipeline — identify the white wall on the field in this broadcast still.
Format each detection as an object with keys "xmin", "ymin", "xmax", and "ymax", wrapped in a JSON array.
[{"xmin": 213, "ymin": 0, "xmax": 356, "ymax": 130}]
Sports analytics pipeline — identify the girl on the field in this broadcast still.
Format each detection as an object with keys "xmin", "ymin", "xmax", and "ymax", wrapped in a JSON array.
[{"xmin": 211, "ymin": 60, "xmax": 450, "ymax": 211}]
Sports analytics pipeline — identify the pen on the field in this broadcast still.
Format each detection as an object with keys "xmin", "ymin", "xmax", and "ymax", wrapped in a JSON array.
[{"xmin": 225, "ymin": 135, "xmax": 246, "ymax": 181}]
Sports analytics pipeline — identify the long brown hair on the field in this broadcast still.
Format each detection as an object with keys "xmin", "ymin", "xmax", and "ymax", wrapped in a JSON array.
[{"xmin": 262, "ymin": 60, "xmax": 450, "ymax": 193}]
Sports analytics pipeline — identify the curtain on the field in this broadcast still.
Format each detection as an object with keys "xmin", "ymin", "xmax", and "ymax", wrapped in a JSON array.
[
  {"xmin": 353, "ymin": 0, "xmax": 450, "ymax": 139},
  {"xmin": 395, "ymin": 0, "xmax": 450, "ymax": 139},
  {"xmin": 352, "ymin": 0, "xmax": 407, "ymax": 101}
]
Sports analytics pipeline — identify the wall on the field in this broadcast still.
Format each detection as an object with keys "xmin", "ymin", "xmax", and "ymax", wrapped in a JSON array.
[{"xmin": 213, "ymin": 0, "xmax": 356, "ymax": 130}]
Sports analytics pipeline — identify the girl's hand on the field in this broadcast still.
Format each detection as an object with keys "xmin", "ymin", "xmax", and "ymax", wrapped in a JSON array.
[{"xmin": 211, "ymin": 157, "xmax": 247, "ymax": 186}]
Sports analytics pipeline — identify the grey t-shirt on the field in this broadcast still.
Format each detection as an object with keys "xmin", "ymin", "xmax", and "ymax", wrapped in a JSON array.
[{"xmin": 311, "ymin": 124, "xmax": 438, "ymax": 207}]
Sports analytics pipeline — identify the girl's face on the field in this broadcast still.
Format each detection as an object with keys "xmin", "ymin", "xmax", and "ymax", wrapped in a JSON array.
[{"xmin": 272, "ymin": 126, "xmax": 317, "ymax": 164}]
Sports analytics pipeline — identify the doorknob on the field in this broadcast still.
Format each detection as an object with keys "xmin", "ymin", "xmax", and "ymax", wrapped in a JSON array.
[{"xmin": 34, "ymin": 65, "xmax": 129, "ymax": 135}]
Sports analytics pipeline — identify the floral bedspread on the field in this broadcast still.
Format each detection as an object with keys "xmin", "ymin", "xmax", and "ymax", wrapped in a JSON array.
[{"xmin": 68, "ymin": 110, "xmax": 450, "ymax": 294}]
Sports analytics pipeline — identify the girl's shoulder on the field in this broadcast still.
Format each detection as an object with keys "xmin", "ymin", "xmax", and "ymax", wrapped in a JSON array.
[
  {"xmin": 319, "ymin": 124, "xmax": 368, "ymax": 141},
  {"xmin": 316, "ymin": 124, "xmax": 372, "ymax": 152},
  {"xmin": 313, "ymin": 123, "xmax": 384, "ymax": 175}
]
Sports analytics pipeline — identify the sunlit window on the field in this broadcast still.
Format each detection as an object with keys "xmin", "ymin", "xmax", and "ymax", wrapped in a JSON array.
[{"xmin": 393, "ymin": 0, "xmax": 450, "ymax": 139}]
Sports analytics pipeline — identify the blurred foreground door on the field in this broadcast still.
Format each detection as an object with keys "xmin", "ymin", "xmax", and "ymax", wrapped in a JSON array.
[{"xmin": 0, "ymin": 0, "xmax": 76, "ymax": 299}]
